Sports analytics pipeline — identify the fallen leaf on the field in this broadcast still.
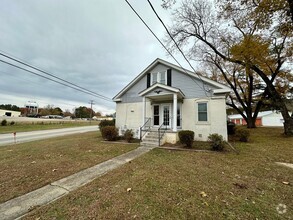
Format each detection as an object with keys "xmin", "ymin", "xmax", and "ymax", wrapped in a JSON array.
[
  {"xmin": 202, "ymin": 201, "xmax": 209, "ymax": 206},
  {"xmin": 282, "ymin": 181, "xmax": 290, "ymax": 185},
  {"xmin": 52, "ymin": 169, "xmax": 58, "ymax": 172},
  {"xmin": 200, "ymin": 191, "xmax": 207, "ymax": 197},
  {"xmin": 31, "ymin": 161, "xmax": 36, "ymax": 164},
  {"xmin": 233, "ymin": 182, "xmax": 248, "ymax": 189}
]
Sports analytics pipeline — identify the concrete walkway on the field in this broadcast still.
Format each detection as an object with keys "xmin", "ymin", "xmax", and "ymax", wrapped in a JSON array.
[
  {"xmin": 0, "ymin": 146, "xmax": 156, "ymax": 220},
  {"xmin": 276, "ymin": 162, "xmax": 293, "ymax": 169}
]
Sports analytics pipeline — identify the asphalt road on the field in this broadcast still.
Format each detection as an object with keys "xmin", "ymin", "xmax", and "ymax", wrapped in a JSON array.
[{"xmin": 0, "ymin": 126, "xmax": 99, "ymax": 146}]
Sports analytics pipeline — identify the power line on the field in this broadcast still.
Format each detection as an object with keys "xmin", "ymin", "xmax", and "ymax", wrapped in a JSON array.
[
  {"xmin": 0, "ymin": 69, "xmax": 91, "ymax": 107},
  {"xmin": 124, "ymin": 0, "xmax": 210, "ymax": 96},
  {"xmin": 146, "ymin": 0, "xmax": 208, "ymax": 92},
  {"xmin": 0, "ymin": 59, "xmax": 112, "ymax": 102},
  {"xmin": 0, "ymin": 51, "xmax": 112, "ymax": 101}
]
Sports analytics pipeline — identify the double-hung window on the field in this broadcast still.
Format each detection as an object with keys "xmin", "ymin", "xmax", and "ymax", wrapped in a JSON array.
[
  {"xmin": 198, "ymin": 102, "xmax": 208, "ymax": 122},
  {"xmin": 151, "ymin": 71, "xmax": 166, "ymax": 85}
]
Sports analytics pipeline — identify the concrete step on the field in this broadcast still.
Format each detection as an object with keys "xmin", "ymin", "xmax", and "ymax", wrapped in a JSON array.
[
  {"xmin": 146, "ymin": 133, "xmax": 159, "ymax": 137},
  {"xmin": 141, "ymin": 139, "xmax": 158, "ymax": 144},
  {"xmin": 141, "ymin": 138, "xmax": 159, "ymax": 142},
  {"xmin": 140, "ymin": 142, "xmax": 159, "ymax": 147}
]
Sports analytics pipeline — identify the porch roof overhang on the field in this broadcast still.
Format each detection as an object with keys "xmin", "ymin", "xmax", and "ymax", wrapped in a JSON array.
[{"xmin": 138, "ymin": 83, "xmax": 185, "ymax": 100}]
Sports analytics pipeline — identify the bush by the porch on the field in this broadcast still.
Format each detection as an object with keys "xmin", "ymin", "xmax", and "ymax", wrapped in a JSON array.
[
  {"xmin": 101, "ymin": 126, "xmax": 118, "ymax": 141},
  {"xmin": 99, "ymin": 120, "xmax": 115, "ymax": 130},
  {"xmin": 208, "ymin": 133, "xmax": 225, "ymax": 151},
  {"xmin": 178, "ymin": 130, "xmax": 194, "ymax": 148},
  {"xmin": 124, "ymin": 129, "xmax": 134, "ymax": 143}
]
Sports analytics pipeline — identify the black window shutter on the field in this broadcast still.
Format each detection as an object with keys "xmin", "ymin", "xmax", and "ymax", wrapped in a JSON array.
[
  {"xmin": 167, "ymin": 69, "xmax": 172, "ymax": 86},
  {"xmin": 147, "ymin": 73, "xmax": 151, "ymax": 88}
]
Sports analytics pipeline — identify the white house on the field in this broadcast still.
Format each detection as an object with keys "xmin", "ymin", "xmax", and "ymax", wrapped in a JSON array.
[
  {"xmin": 228, "ymin": 110, "xmax": 286, "ymax": 127},
  {"xmin": 113, "ymin": 58, "xmax": 231, "ymax": 145}
]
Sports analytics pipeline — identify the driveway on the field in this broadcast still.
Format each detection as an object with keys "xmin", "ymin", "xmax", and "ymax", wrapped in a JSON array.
[{"xmin": 0, "ymin": 126, "xmax": 99, "ymax": 146}]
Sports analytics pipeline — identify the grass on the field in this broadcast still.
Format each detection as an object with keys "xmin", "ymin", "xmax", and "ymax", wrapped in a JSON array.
[
  {"xmin": 0, "ymin": 121, "xmax": 99, "ymax": 134},
  {"xmin": 23, "ymin": 127, "xmax": 293, "ymax": 219},
  {"xmin": 0, "ymin": 131, "xmax": 138, "ymax": 203},
  {"xmin": 163, "ymin": 140, "xmax": 212, "ymax": 151}
]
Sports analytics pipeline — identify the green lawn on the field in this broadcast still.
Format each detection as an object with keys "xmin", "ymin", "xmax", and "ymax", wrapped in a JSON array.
[
  {"xmin": 0, "ymin": 121, "xmax": 99, "ymax": 134},
  {"xmin": 0, "ymin": 131, "xmax": 138, "ymax": 203},
  {"xmin": 23, "ymin": 127, "xmax": 292, "ymax": 219}
]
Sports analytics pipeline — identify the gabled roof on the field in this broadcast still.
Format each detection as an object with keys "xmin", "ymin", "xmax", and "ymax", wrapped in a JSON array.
[
  {"xmin": 113, "ymin": 58, "xmax": 231, "ymax": 101},
  {"xmin": 138, "ymin": 83, "xmax": 185, "ymax": 98}
]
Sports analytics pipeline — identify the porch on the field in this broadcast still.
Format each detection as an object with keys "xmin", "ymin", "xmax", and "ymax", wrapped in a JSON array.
[{"xmin": 139, "ymin": 83, "xmax": 185, "ymax": 146}]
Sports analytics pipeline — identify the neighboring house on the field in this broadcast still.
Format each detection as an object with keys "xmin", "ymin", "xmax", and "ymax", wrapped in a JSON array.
[
  {"xmin": 228, "ymin": 111, "xmax": 286, "ymax": 127},
  {"xmin": 93, "ymin": 116, "xmax": 114, "ymax": 121},
  {"xmin": 113, "ymin": 58, "xmax": 231, "ymax": 145},
  {"xmin": 0, "ymin": 109, "xmax": 21, "ymax": 117}
]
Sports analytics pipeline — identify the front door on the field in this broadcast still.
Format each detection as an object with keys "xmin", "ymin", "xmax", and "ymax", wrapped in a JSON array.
[
  {"xmin": 153, "ymin": 104, "xmax": 172, "ymax": 128},
  {"xmin": 153, "ymin": 105, "xmax": 160, "ymax": 126}
]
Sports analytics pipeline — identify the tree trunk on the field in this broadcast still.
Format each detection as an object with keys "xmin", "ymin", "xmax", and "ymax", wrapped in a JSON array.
[
  {"xmin": 282, "ymin": 112, "xmax": 293, "ymax": 135},
  {"xmin": 281, "ymin": 103, "xmax": 293, "ymax": 136},
  {"xmin": 245, "ymin": 114, "xmax": 257, "ymax": 128}
]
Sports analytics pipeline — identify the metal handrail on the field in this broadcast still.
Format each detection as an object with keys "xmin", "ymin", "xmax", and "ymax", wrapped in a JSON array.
[
  {"xmin": 140, "ymin": 117, "xmax": 151, "ymax": 141},
  {"xmin": 158, "ymin": 117, "xmax": 171, "ymax": 146}
]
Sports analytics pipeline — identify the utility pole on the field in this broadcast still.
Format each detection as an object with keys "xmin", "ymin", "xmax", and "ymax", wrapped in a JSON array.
[{"xmin": 89, "ymin": 100, "xmax": 95, "ymax": 124}]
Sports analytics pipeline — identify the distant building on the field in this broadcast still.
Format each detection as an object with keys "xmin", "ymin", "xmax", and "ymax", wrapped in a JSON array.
[
  {"xmin": 93, "ymin": 116, "xmax": 114, "ymax": 121},
  {"xmin": 0, "ymin": 109, "xmax": 21, "ymax": 117},
  {"xmin": 24, "ymin": 101, "xmax": 39, "ymax": 116},
  {"xmin": 228, "ymin": 111, "xmax": 286, "ymax": 127}
]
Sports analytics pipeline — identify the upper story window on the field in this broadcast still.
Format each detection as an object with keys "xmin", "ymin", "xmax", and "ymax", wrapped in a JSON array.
[
  {"xmin": 198, "ymin": 102, "xmax": 208, "ymax": 122},
  {"xmin": 151, "ymin": 71, "xmax": 166, "ymax": 85}
]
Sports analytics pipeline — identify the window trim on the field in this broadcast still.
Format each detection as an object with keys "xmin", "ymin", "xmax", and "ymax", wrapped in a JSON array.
[
  {"xmin": 151, "ymin": 70, "xmax": 167, "ymax": 86},
  {"xmin": 196, "ymin": 101, "xmax": 209, "ymax": 124}
]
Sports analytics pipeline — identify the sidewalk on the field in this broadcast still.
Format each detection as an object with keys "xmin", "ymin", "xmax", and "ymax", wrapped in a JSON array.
[{"xmin": 0, "ymin": 146, "xmax": 156, "ymax": 220}]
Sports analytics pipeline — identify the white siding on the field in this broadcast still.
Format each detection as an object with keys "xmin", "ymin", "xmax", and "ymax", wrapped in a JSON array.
[
  {"xmin": 262, "ymin": 113, "xmax": 284, "ymax": 126},
  {"xmin": 119, "ymin": 63, "xmax": 219, "ymax": 103},
  {"xmin": 115, "ymin": 102, "xmax": 143, "ymax": 130},
  {"xmin": 181, "ymin": 97, "xmax": 228, "ymax": 141}
]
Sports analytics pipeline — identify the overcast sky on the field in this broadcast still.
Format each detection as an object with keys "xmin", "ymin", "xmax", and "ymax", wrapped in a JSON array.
[{"xmin": 0, "ymin": 0, "xmax": 191, "ymax": 115}]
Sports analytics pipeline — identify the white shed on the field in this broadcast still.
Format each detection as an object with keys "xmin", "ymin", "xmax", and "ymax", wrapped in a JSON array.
[{"xmin": 0, "ymin": 109, "xmax": 21, "ymax": 117}]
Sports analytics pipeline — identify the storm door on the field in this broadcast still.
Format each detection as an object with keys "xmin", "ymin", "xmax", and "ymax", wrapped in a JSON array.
[{"xmin": 153, "ymin": 105, "xmax": 160, "ymax": 126}]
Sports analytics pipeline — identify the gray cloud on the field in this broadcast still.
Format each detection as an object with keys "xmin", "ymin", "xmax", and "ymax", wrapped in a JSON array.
[{"xmin": 0, "ymin": 0, "xmax": 188, "ymax": 114}]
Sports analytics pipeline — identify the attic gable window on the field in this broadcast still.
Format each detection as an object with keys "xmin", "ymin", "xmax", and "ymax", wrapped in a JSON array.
[
  {"xmin": 151, "ymin": 71, "xmax": 166, "ymax": 85},
  {"xmin": 147, "ymin": 69, "xmax": 171, "ymax": 88}
]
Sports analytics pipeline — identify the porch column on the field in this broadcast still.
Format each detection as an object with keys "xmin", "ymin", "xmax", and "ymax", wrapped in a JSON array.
[
  {"xmin": 173, "ymin": 93, "xmax": 177, "ymax": 132},
  {"xmin": 142, "ymin": 96, "xmax": 146, "ymax": 125}
]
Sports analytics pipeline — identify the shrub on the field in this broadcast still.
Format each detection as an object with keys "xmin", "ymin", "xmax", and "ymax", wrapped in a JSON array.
[
  {"xmin": 178, "ymin": 130, "xmax": 194, "ymax": 148},
  {"xmin": 1, "ymin": 119, "xmax": 7, "ymax": 126},
  {"xmin": 227, "ymin": 121, "xmax": 236, "ymax": 135},
  {"xmin": 99, "ymin": 120, "xmax": 115, "ymax": 130},
  {"xmin": 208, "ymin": 133, "xmax": 225, "ymax": 151},
  {"xmin": 10, "ymin": 121, "xmax": 15, "ymax": 126},
  {"xmin": 101, "ymin": 126, "xmax": 118, "ymax": 141},
  {"xmin": 235, "ymin": 127, "xmax": 250, "ymax": 142},
  {"xmin": 124, "ymin": 129, "xmax": 134, "ymax": 143}
]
